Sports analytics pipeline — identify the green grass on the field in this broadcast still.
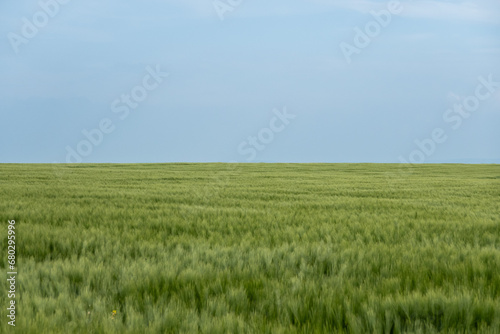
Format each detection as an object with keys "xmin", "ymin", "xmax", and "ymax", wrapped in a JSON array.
[{"xmin": 1, "ymin": 163, "xmax": 499, "ymax": 333}]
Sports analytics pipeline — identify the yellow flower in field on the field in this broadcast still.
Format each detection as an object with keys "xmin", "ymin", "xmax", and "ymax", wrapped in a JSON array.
[{"xmin": 112, "ymin": 310, "xmax": 117, "ymax": 315}]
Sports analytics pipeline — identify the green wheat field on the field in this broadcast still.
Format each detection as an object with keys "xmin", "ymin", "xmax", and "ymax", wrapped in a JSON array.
[{"xmin": 1, "ymin": 163, "xmax": 499, "ymax": 333}]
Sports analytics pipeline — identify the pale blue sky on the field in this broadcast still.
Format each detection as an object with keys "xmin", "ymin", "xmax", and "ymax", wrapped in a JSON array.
[{"xmin": 1, "ymin": 0, "xmax": 499, "ymax": 163}]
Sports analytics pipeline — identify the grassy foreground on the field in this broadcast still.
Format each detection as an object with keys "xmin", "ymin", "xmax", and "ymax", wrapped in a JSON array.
[{"xmin": 0, "ymin": 163, "xmax": 499, "ymax": 333}]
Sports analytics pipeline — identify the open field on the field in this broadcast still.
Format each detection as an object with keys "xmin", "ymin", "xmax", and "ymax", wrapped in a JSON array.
[{"xmin": 1, "ymin": 163, "xmax": 499, "ymax": 333}]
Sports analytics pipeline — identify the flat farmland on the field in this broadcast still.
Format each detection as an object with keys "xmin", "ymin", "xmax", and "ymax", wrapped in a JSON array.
[{"xmin": 0, "ymin": 163, "xmax": 499, "ymax": 333}]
